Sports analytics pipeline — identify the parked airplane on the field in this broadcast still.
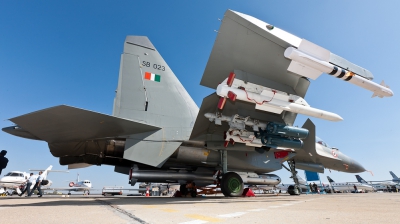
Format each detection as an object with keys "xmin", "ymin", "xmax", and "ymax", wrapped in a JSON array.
[
  {"xmin": 327, "ymin": 176, "xmax": 374, "ymax": 193},
  {"xmin": 49, "ymin": 174, "xmax": 92, "ymax": 195},
  {"xmin": 0, "ymin": 165, "xmax": 62, "ymax": 195},
  {"xmin": 3, "ymin": 10, "xmax": 389, "ymax": 197},
  {"xmin": 355, "ymin": 175, "xmax": 398, "ymax": 192},
  {"xmin": 390, "ymin": 171, "xmax": 400, "ymax": 183}
]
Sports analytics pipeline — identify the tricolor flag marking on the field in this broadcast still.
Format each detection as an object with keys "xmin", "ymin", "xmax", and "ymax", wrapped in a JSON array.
[{"xmin": 144, "ymin": 72, "xmax": 161, "ymax": 82}]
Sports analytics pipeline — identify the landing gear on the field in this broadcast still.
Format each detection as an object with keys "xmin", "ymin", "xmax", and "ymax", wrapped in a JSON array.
[
  {"xmin": 220, "ymin": 172, "xmax": 244, "ymax": 197},
  {"xmin": 68, "ymin": 192, "xmax": 71, "ymax": 195},
  {"xmin": 283, "ymin": 160, "xmax": 301, "ymax": 195}
]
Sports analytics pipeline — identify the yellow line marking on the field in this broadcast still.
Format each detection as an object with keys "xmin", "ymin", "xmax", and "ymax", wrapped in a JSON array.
[
  {"xmin": 161, "ymin": 209, "xmax": 179, "ymax": 213},
  {"xmin": 185, "ymin": 214, "xmax": 222, "ymax": 222}
]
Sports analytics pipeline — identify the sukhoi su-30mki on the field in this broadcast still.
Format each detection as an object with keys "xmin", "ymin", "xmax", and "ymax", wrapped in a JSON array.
[{"xmin": 3, "ymin": 10, "xmax": 393, "ymax": 196}]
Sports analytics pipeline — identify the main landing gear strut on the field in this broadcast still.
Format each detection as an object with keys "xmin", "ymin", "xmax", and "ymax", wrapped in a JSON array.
[
  {"xmin": 283, "ymin": 160, "xmax": 301, "ymax": 195},
  {"xmin": 219, "ymin": 150, "xmax": 244, "ymax": 197}
]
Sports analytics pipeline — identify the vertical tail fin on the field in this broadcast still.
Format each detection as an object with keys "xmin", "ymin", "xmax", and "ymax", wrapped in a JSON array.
[
  {"xmin": 390, "ymin": 171, "xmax": 398, "ymax": 179},
  {"xmin": 40, "ymin": 165, "xmax": 53, "ymax": 180},
  {"xmin": 112, "ymin": 36, "xmax": 199, "ymax": 168},
  {"xmin": 327, "ymin": 176, "xmax": 335, "ymax": 183},
  {"xmin": 301, "ymin": 119, "xmax": 317, "ymax": 163},
  {"xmin": 113, "ymin": 36, "xmax": 198, "ymax": 128},
  {"xmin": 355, "ymin": 175, "xmax": 368, "ymax": 184},
  {"xmin": 30, "ymin": 165, "xmax": 68, "ymax": 180}
]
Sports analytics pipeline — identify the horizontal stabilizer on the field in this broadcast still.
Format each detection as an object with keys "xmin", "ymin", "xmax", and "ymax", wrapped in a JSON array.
[
  {"xmin": 30, "ymin": 169, "xmax": 69, "ymax": 173},
  {"xmin": 5, "ymin": 105, "xmax": 160, "ymax": 143}
]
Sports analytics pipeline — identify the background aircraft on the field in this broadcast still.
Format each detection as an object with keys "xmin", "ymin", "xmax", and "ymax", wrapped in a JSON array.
[
  {"xmin": 2, "ymin": 9, "xmax": 385, "ymax": 197},
  {"xmin": 48, "ymin": 174, "xmax": 92, "ymax": 195},
  {"xmin": 390, "ymin": 171, "xmax": 400, "ymax": 183},
  {"xmin": 355, "ymin": 175, "xmax": 398, "ymax": 192},
  {"xmin": 0, "ymin": 165, "xmax": 65, "ymax": 195},
  {"xmin": 327, "ymin": 176, "xmax": 374, "ymax": 193}
]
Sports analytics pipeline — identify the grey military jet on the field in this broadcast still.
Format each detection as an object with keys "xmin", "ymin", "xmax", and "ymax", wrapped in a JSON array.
[
  {"xmin": 390, "ymin": 171, "xmax": 400, "ymax": 183},
  {"xmin": 3, "ymin": 10, "xmax": 389, "ymax": 197}
]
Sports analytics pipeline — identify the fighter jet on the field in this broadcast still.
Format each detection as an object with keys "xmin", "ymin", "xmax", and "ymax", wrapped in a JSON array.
[
  {"xmin": 3, "ymin": 10, "xmax": 389, "ymax": 197},
  {"xmin": 390, "ymin": 171, "xmax": 400, "ymax": 183}
]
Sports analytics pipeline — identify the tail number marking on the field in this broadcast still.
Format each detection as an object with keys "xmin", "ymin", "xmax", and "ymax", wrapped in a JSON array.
[{"xmin": 142, "ymin": 61, "xmax": 165, "ymax": 71}]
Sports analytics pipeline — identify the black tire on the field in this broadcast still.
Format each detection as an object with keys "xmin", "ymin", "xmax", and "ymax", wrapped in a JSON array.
[
  {"xmin": 68, "ymin": 193, "xmax": 71, "ymax": 195},
  {"xmin": 180, "ymin": 184, "xmax": 187, "ymax": 197},
  {"xmin": 220, "ymin": 172, "xmax": 244, "ymax": 197},
  {"xmin": 288, "ymin": 185, "xmax": 301, "ymax": 195}
]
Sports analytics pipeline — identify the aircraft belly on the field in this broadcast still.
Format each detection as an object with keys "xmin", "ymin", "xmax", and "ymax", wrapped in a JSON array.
[{"xmin": 168, "ymin": 146, "xmax": 289, "ymax": 173}]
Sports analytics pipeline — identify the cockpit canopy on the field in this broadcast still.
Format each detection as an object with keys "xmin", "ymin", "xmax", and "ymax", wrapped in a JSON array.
[
  {"xmin": 4, "ymin": 172, "xmax": 24, "ymax": 177},
  {"xmin": 316, "ymin": 137, "xmax": 331, "ymax": 148}
]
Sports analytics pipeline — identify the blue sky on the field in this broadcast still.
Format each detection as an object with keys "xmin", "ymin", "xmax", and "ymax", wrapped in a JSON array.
[{"xmin": 1, "ymin": 1, "xmax": 399, "ymax": 190}]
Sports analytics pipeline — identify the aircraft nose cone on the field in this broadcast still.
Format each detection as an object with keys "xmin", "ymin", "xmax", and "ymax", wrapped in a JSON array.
[{"xmin": 349, "ymin": 159, "xmax": 366, "ymax": 173}]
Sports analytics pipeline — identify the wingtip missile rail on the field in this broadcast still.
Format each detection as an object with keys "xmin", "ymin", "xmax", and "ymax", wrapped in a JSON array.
[
  {"xmin": 284, "ymin": 42, "xmax": 393, "ymax": 98},
  {"xmin": 216, "ymin": 73, "xmax": 343, "ymax": 122}
]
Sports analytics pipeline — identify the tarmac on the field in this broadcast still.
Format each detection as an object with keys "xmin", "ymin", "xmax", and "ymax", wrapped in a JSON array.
[{"xmin": 0, "ymin": 193, "xmax": 399, "ymax": 224}]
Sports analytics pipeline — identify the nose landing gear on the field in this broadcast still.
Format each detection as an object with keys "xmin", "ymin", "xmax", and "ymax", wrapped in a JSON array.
[{"xmin": 283, "ymin": 160, "xmax": 301, "ymax": 195}]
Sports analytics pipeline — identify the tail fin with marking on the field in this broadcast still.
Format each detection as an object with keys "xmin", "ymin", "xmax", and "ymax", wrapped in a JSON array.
[
  {"xmin": 112, "ymin": 36, "xmax": 198, "ymax": 127},
  {"xmin": 327, "ymin": 176, "xmax": 335, "ymax": 183},
  {"xmin": 30, "ymin": 165, "xmax": 53, "ymax": 180},
  {"xmin": 112, "ymin": 36, "xmax": 199, "ymax": 167},
  {"xmin": 355, "ymin": 175, "xmax": 368, "ymax": 184},
  {"xmin": 390, "ymin": 171, "xmax": 398, "ymax": 179}
]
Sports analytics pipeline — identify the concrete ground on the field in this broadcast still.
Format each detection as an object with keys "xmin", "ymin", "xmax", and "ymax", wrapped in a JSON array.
[{"xmin": 0, "ymin": 193, "xmax": 399, "ymax": 224}]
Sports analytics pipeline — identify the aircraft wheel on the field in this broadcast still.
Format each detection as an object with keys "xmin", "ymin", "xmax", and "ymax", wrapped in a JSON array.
[
  {"xmin": 220, "ymin": 172, "xmax": 244, "ymax": 197},
  {"xmin": 288, "ymin": 185, "xmax": 301, "ymax": 195},
  {"xmin": 180, "ymin": 184, "xmax": 188, "ymax": 197},
  {"xmin": 88, "ymin": 191, "xmax": 90, "ymax": 195},
  {"xmin": 68, "ymin": 193, "xmax": 71, "ymax": 195}
]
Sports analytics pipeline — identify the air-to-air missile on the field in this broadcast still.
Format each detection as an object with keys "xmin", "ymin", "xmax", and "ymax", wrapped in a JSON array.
[
  {"xmin": 215, "ymin": 73, "xmax": 343, "ymax": 122},
  {"xmin": 284, "ymin": 41, "xmax": 393, "ymax": 98}
]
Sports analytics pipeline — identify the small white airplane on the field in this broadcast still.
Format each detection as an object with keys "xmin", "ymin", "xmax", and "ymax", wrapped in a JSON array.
[
  {"xmin": 49, "ymin": 174, "xmax": 92, "ymax": 195},
  {"xmin": 328, "ymin": 176, "xmax": 374, "ymax": 193},
  {"xmin": 0, "ymin": 165, "xmax": 63, "ymax": 195},
  {"xmin": 355, "ymin": 175, "xmax": 398, "ymax": 191}
]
